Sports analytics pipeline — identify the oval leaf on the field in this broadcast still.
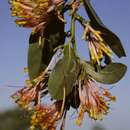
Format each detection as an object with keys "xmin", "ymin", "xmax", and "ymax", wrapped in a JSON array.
[
  {"xmin": 48, "ymin": 44, "xmax": 80, "ymax": 100},
  {"xmin": 82, "ymin": 61, "xmax": 127, "ymax": 84},
  {"xmin": 28, "ymin": 36, "xmax": 46, "ymax": 80},
  {"xmin": 28, "ymin": 17, "xmax": 65, "ymax": 80}
]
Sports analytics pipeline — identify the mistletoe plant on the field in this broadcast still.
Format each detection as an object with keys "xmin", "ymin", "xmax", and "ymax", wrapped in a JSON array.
[{"xmin": 9, "ymin": 0, "xmax": 127, "ymax": 130}]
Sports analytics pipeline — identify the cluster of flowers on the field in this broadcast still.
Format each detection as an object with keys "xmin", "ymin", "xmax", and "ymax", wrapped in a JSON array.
[{"xmin": 9, "ymin": 0, "xmax": 126, "ymax": 130}]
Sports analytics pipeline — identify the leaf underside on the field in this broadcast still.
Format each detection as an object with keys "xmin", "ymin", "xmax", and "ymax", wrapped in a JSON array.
[{"xmin": 82, "ymin": 61, "xmax": 127, "ymax": 84}]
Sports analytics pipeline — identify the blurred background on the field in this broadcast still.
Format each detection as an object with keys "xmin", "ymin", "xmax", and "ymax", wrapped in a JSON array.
[{"xmin": 0, "ymin": 0, "xmax": 130, "ymax": 130}]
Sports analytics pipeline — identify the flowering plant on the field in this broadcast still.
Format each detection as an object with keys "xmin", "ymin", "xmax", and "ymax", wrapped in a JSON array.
[{"xmin": 9, "ymin": 0, "xmax": 127, "ymax": 130}]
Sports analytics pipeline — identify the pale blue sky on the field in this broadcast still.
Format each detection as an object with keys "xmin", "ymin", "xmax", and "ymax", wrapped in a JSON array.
[{"xmin": 0, "ymin": 0, "xmax": 130, "ymax": 130}]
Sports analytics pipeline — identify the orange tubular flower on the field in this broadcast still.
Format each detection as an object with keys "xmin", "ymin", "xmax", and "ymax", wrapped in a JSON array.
[
  {"xmin": 11, "ymin": 71, "xmax": 49, "ymax": 108},
  {"xmin": 11, "ymin": 86, "xmax": 41, "ymax": 108},
  {"xmin": 30, "ymin": 101, "xmax": 62, "ymax": 130},
  {"xmin": 9, "ymin": 0, "xmax": 64, "ymax": 34},
  {"xmin": 82, "ymin": 24, "xmax": 113, "ymax": 65},
  {"xmin": 76, "ymin": 77, "xmax": 116, "ymax": 125}
]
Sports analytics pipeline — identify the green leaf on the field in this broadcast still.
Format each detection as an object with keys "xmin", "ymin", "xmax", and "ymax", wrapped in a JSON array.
[
  {"xmin": 83, "ymin": 0, "xmax": 104, "ymax": 28},
  {"xmin": 48, "ymin": 44, "xmax": 80, "ymax": 100},
  {"xmin": 82, "ymin": 61, "xmax": 127, "ymax": 84},
  {"xmin": 28, "ymin": 35, "xmax": 46, "ymax": 80},
  {"xmin": 82, "ymin": 0, "xmax": 126, "ymax": 57},
  {"xmin": 28, "ymin": 17, "xmax": 65, "ymax": 80}
]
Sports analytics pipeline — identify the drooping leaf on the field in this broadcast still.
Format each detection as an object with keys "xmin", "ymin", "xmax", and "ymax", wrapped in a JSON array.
[
  {"xmin": 83, "ymin": 0, "xmax": 104, "ymax": 28},
  {"xmin": 48, "ymin": 44, "xmax": 80, "ymax": 100},
  {"xmin": 82, "ymin": 0, "xmax": 126, "ymax": 57},
  {"xmin": 82, "ymin": 61, "xmax": 127, "ymax": 84},
  {"xmin": 28, "ymin": 34, "xmax": 47, "ymax": 80},
  {"xmin": 48, "ymin": 60, "xmax": 66, "ymax": 99},
  {"xmin": 28, "ymin": 16, "xmax": 65, "ymax": 80}
]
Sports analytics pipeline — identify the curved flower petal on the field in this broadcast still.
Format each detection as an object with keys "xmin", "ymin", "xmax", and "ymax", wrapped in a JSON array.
[
  {"xmin": 11, "ymin": 71, "xmax": 49, "ymax": 108},
  {"xmin": 9, "ymin": 0, "xmax": 65, "ymax": 34},
  {"xmin": 30, "ymin": 101, "xmax": 62, "ymax": 130},
  {"xmin": 9, "ymin": 0, "xmax": 52, "ymax": 34},
  {"xmin": 11, "ymin": 86, "xmax": 40, "ymax": 108},
  {"xmin": 83, "ymin": 24, "xmax": 113, "ymax": 65},
  {"xmin": 77, "ymin": 77, "xmax": 116, "ymax": 121}
]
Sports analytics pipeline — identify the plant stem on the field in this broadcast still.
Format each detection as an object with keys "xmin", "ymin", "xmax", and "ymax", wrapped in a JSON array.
[
  {"xmin": 70, "ymin": 14, "xmax": 76, "ymax": 49},
  {"xmin": 74, "ymin": 13, "xmax": 89, "ymax": 28}
]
